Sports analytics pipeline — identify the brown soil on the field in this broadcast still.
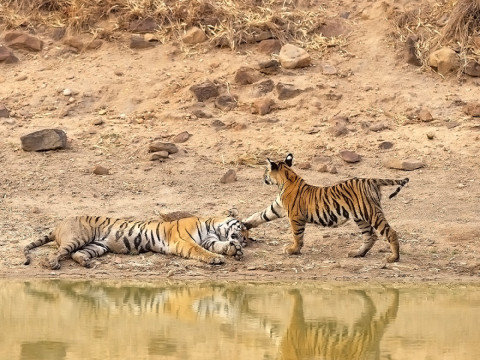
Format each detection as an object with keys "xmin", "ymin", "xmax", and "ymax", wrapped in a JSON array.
[{"xmin": 1, "ymin": 0, "xmax": 479, "ymax": 283}]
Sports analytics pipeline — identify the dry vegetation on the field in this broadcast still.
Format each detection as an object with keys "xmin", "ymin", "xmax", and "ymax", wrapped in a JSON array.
[
  {"xmin": 392, "ymin": 0, "xmax": 480, "ymax": 71},
  {"xmin": 0, "ymin": 0, "xmax": 348, "ymax": 50}
]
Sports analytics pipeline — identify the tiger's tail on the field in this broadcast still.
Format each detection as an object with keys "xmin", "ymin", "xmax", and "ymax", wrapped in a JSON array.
[
  {"xmin": 376, "ymin": 178, "xmax": 410, "ymax": 199},
  {"xmin": 24, "ymin": 233, "xmax": 54, "ymax": 265}
]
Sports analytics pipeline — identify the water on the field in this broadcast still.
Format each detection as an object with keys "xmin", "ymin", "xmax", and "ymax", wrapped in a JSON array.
[{"xmin": 1, "ymin": 280, "xmax": 480, "ymax": 360}]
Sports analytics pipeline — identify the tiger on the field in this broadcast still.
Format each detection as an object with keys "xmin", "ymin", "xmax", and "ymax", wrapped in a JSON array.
[
  {"xmin": 243, "ymin": 153, "xmax": 409, "ymax": 263},
  {"xmin": 24, "ymin": 215, "xmax": 248, "ymax": 269}
]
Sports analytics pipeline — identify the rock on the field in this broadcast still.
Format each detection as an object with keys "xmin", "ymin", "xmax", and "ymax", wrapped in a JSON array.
[
  {"xmin": 428, "ymin": 47, "xmax": 459, "ymax": 76},
  {"xmin": 92, "ymin": 118, "xmax": 103, "ymax": 126},
  {"xmin": 405, "ymin": 35, "xmax": 421, "ymax": 66},
  {"xmin": 251, "ymin": 30, "xmax": 273, "ymax": 42},
  {"xmin": 257, "ymin": 59, "xmax": 281, "ymax": 75},
  {"xmin": 129, "ymin": 35, "xmax": 155, "ymax": 49},
  {"xmin": 426, "ymin": 133, "xmax": 435, "ymax": 140},
  {"xmin": 251, "ymin": 97, "xmax": 274, "ymax": 115},
  {"xmin": 191, "ymin": 108, "xmax": 213, "ymax": 118},
  {"xmin": 182, "ymin": 27, "xmax": 207, "ymax": 44},
  {"xmin": 190, "ymin": 80, "xmax": 219, "ymax": 102},
  {"xmin": 144, "ymin": 34, "xmax": 158, "ymax": 42},
  {"xmin": 50, "ymin": 27, "xmax": 66, "ymax": 40},
  {"xmin": 16, "ymin": 75, "xmax": 27, "ymax": 81},
  {"xmin": 384, "ymin": 158, "xmax": 425, "ymax": 171},
  {"xmin": 317, "ymin": 164, "xmax": 328, "ymax": 172},
  {"xmin": 278, "ymin": 44, "xmax": 311, "ymax": 69},
  {"xmin": 63, "ymin": 36, "xmax": 84, "ymax": 51},
  {"xmin": 0, "ymin": 45, "xmax": 19, "ymax": 63},
  {"xmin": 297, "ymin": 162, "xmax": 311, "ymax": 170},
  {"xmin": 211, "ymin": 119, "xmax": 225, "ymax": 129},
  {"xmin": 215, "ymin": 94, "xmax": 238, "ymax": 111},
  {"xmin": 324, "ymin": 90, "xmax": 343, "ymax": 100},
  {"xmin": 276, "ymin": 82, "xmax": 302, "ymax": 100},
  {"xmin": 328, "ymin": 166, "xmax": 338, "ymax": 174},
  {"xmin": 220, "ymin": 169, "xmax": 237, "ymax": 184},
  {"xmin": 329, "ymin": 115, "xmax": 349, "ymax": 137},
  {"xmin": 63, "ymin": 88, "xmax": 72, "ymax": 96},
  {"xmin": 339, "ymin": 150, "xmax": 361, "ymax": 163},
  {"xmin": 254, "ymin": 79, "xmax": 275, "ymax": 97},
  {"xmin": 369, "ymin": 122, "xmax": 388, "ymax": 132},
  {"xmin": 149, "ymin": 142, "xmax": 178, "ymax": 154},
  {"xmin": 86, "ymin": 39, "xmax": 103, "ymax": 50},
  {"xmin": 5, "ymin": 32, "xmax": 44, "ymax": 51},
  {"xmin": 418, "ymin": 109, "xmax": 434, "ymax": 122},
  {"xmin": 150, "ymin": 151, "xmax": 169, "ymax": 161},
  {"xmin": 258, "ymin": 39, "xmax": 281, "ymax": 54},
  {"xmin": 322, "ymin": 64, "xmax": 337, "ymax": 75},
  {"xmin": 0, "ymin": 104, "xmax": 10, "ymax": 118},
  {"xmin": 318, "ymin": 19, "xmax": 350, "ymax": 37},
  {"xmin": 379, "ymin": 141, "xmax": 394, "ymax": 150},
  {"xmin": 20, "ymin": 129, "xmax": 67, "ymax": 152},
  {"xmin": 235, "ymin": 67, "xmax": 261, "ymax": 85},
  {"xmin": 463, "ymin": 102, "xmax": 480, "ymax": 117},
  {"xmin": 129, "ymin": 17, "xmax": 157, "ymax": 33},
  {"xmin": 464, "ymin": 60, "xmax": 480, "ymax": 77},
  {"xmin": 93, "ymin": 165, "xmax": 109, "ymax": 175},
  {"xmin": 173, "ymin": 131, "xmax": 191, "ymax": 143}
]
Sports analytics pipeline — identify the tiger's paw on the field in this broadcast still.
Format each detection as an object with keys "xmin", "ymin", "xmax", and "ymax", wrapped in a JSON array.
[
  {"xmin": 225, "ymin": 240, "xmax": 243, "ymax": 260},
  {"xmin": 208, "ymin": 255, "xmax": 225, "ymax": 265},
  {"xmin": 385, "ymin": 254, "xmax": 399, "ymax": 263},
  {"xmin": 284, "ymin": 245, "xmax": 301, "ymax": 255},
  {"xmin": 348, "ymin": 250, "xmax": 366, "ymax": 258}
]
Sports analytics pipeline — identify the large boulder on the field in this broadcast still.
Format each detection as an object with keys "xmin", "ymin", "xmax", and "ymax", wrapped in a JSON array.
[
  {"xmin": 428, "ymin": 47, "xmax": 459, "ymax": 75},
  {"xmin": 21, "ymin": 129, "xmax": 67, "ymax": 152},
  {"xmin": 278, "ymin": 44, "xmax": 311, "ymax": 69}
]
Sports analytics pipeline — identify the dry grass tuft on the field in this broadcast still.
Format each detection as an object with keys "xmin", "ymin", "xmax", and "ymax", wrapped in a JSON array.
[
  {"xmin": 392, "ymin": 0, "xmax": 480, "ymax": 72},
  {"xmin": 0, "ymin": 0, "xmax": 350, "ymax": 51}
]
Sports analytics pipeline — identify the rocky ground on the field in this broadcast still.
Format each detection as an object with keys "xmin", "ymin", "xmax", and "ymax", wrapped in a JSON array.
[{"xmin": 1, "ymin": 0, "xmax": 479, "ymax": 282}]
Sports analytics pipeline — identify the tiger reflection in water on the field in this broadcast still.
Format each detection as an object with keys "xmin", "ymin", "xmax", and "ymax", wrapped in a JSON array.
[{"xmin": 277, "ymin": 289, "xmax": 399, "ymax": 360}]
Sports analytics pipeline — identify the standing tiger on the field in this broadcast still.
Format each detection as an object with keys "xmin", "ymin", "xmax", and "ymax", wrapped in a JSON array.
[
  {"xmin": 243, "ymin": 153, "xmax": 409, "ymax": 263},
  {"xmin": 24, "ymin": 215, "xmax": 248, "ymax": 269}
]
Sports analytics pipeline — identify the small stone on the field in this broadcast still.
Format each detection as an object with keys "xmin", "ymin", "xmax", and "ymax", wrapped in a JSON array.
[
  {"xmin": 297, "ymin": 162, "xmax": 311, "ymax": 170},
  {"xmin": 329, "ymin": 115, "xmax": 349, "ymax": 137},
  {"xmin": 254, "ymin": 79, "xmax": 275, "ymax": 97},
  {"xmin": 339, "ymin": 150, "xmax": 361, "ymax": 163},
  {"xmin": 384, "ymin": 158, "xmax": 425, "ymax": 171},
  {"xmin": 150, "ymin": 151, "xmax": 169, "ymax": 160},
  {"xmin": 16, "ymin": 75, "xmax": 28, "ymax": 81},
  {"xmin": 215, "ymin": 94, "xmax": 238, "ymax": 111},
  {"xmin": 114, "ymin": 70, "xmax": 124, "ymax": 76},
  {"xmin": 129, "ymin": 35, "xmax": 155, "ymax": 49},
  {"xmin": 172, "ymin": 131, "xmax": 191, "ymax": 143},
  {"xmin": 220, "ymin": 169, "xmax": 237, "ymax": 184},
  {"xmin": 404, "ymin": 35, "xmax": 422, "ymax": 66},
  {"xmin": 257, "ymin": 39, "xmax": 281, "ymax": 54},
  {"xmin": 98, "ymin": 109, "xmax": 107, "ymax": 115},
  {"xmin": 251, "ymin": 97, "xmax": 274, "ymax": 115},
  {"xmin": 426, "ymin": 133, "xmax": 435, "ymax": 140},
  {"xmin": 234, "ymin": 67, "xmax": 261, "ymax": 85},
  {"xmin": 369, "ymin": 122, "xmax": 387, "ymax": 132},
  {"xmin": 418, "ymin": 109, "xmax": 434, "ymax": 122},
  {"xmin": 0, "ymin": 45, "xmax": 19, "ymax": 63},
  {"xmin": 276, "ymin": 82, "xmax": 302, "ymax": 100},
  {"xmin": 328, "ymin": 166, "xmax": 338, "ymax": 174},
  {"xmin": 92, "ymin": 118, "xmax": 103, "ymax": 126},
  {"xmin": 379, "ymin": 141, "xmax": 394, "ymax": 150},
  {"xmin": 279, "ymin": 44, "xmax": 311, "ymax": 69},
  {"xmin": 93, "ymin": 165, "xmax": 109, "ymax": 175},
  {"xmin": 129, "ymin": 17, "xmax": 157, "ymax": 33},
  {"xmin": 143, "ymin": 34, "xmax": 158, "ymax": 42},
  {"xmin": 257, "ymin": 60, "xmax": 281, "ymax": 75},
  {"xmin": 191, "ymin": 108, "xmax": 212, "ymax": 118},
  {"xmin": 182, "ymin": 27, "xmax": 207, "ymax": 44},
  {"xmin": 463, "ymin": 102, "xmax": 480, "ymax": 117},
  {"xmin": 63, "ymin": 36, "xmax": 84, "ymax": 51},
  {"xmin": 428, "ymin": 47, "xmax": 459, "ymax": 76},
  {"xmin": 86, "ymin": 39, "xmax": 103, "ymax": 50},
  {"xmin": 6, "ymin": 32, "xmax": 44, "ymax": 51},
  {"xmin": 149, "ymin": 142, "xmax": 178, "ymax": 154},
  {"xmin": 317, "ymin": 164, "xmax": 328, "ymax": 172},
  {"xmin": 20, "ymin": 129, "xmax": 67, "ymax": 152},
  {"xmin": 464, "ymin": 60, "xmax": 480, "ymax": 77},
  {"xmin": 68, "ymin": 97, "xmax": 75, "ymax": 103},
  {"xmin": 190, "ymin": 80, "xmax": 219, "ymax": 102},
  {"xmin": 322, "ymin": 64, "xmax": 337, "ymax": 75},
  {"xmin": 318, "ymin": 19, "xmax": 350, "ymax": 37},
  {"xmin": 211, "ymin": 119, "xmax": 225, "ymax": 129},
  {"xmin": 0, "ymin": 104, "xmax": 10, "ymax": 118},
  {"xmin": 50, "ymin": 27, "xmax": 66, "ymax": 41},
  {"xmin": 63, "ymin": 88, "xmax": 72, "ymax": 96}
]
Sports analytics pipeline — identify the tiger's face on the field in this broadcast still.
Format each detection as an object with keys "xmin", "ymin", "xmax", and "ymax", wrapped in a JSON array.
[
  {"xmin": 265, "ymin": 153, "xmax": 294, "ymax": 185},
  {"xmin": 224, "ymin": 220, "xmax": 249, "ymax": 247}
]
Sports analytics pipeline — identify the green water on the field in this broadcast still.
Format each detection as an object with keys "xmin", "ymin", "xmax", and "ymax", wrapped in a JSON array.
[{"xmin": 1, "ymin": 280, "xmax": 479, "ymax": 360}]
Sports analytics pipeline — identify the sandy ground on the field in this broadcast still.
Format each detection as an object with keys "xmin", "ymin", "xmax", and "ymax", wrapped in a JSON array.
[{"xmin": 1, "ymin": 0, "xmax": 479, "ymax": 283}]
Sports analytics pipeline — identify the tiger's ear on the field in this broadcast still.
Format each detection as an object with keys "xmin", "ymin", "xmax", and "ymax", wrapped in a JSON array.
[
  {"xmin": 285, "ymin": 153, "xmax": 294, "ymax": 167},
  {"xmin": 267, "ymin": 158, "xmax": 278, "ymax": 171}
]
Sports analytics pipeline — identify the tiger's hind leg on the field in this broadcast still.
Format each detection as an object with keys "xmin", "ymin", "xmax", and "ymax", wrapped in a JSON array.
[
  {"xmin": 202, "ymin": 234, "xmax": 243, "ymax": 260},
  {"xmin": 169, "ymin": 235, "xmax": 225, "ymax": 265},
  {"xmin": 47, "ymin": 246, "xmax": 73, "ymax": 270},
  {"xmin": 71, "ymin": 242, "xmax": 109, "ymax": 268},
  {"xmin": 348, "ymin": 219, "xmax": 379, "ymax": 258},
  {"xmin": 369, "ymin": 212, "xmax": 400, "ymax": 263}
]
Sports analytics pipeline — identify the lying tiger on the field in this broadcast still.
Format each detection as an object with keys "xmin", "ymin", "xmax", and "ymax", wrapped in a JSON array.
[
  {"xmin": 24, "ymin": 215, "xmax": 248, "ymax": 269},
  {"xmin": 243, "ymin": 153, "xmax": 409, "ymax": 263}
]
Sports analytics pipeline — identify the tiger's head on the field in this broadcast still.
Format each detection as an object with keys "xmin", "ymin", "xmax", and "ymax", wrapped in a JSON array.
[
  {"xmin": 264, "ymin": 153, "xmax": 295, "ymax": 186},
  {"xmin": 218, "ymin": 217, "xmax": 249, "ymax": 247}
]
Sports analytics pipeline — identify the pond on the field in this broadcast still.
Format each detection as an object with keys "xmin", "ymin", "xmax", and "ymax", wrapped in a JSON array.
[{"xmin": 1, "ymin": 280, "xmax": 479, "ymax": 360}]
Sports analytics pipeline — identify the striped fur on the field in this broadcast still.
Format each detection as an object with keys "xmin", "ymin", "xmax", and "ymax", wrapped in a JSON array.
[
  {"xmin": 243, "ymin": 153, "xmax": 409, "ymax": 263},
  {"xmin": 24, "ymin": 216, "xmax": 248, "ymax": 269}
]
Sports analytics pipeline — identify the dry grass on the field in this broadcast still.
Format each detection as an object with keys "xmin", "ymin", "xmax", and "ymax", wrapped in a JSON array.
[
  {"xmin": 0, "ymin": 0, "xmax": 349, "ymax": 50},
  {"xmin": 391, "ymin": 0, "xmax": 480, "ymax": 72}
]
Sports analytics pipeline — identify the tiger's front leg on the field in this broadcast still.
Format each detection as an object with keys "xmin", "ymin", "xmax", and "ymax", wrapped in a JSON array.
[
  {"xmin": 284, "ymin": 217, "xmax": 306, "ymax": 255},
  {"xmin": 202, "ymin": 234, "xmax": 243, "ymax": 260},
  {"xmin": 243, "ymin": 196, "xmax": 286, "ymax": 229}
]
